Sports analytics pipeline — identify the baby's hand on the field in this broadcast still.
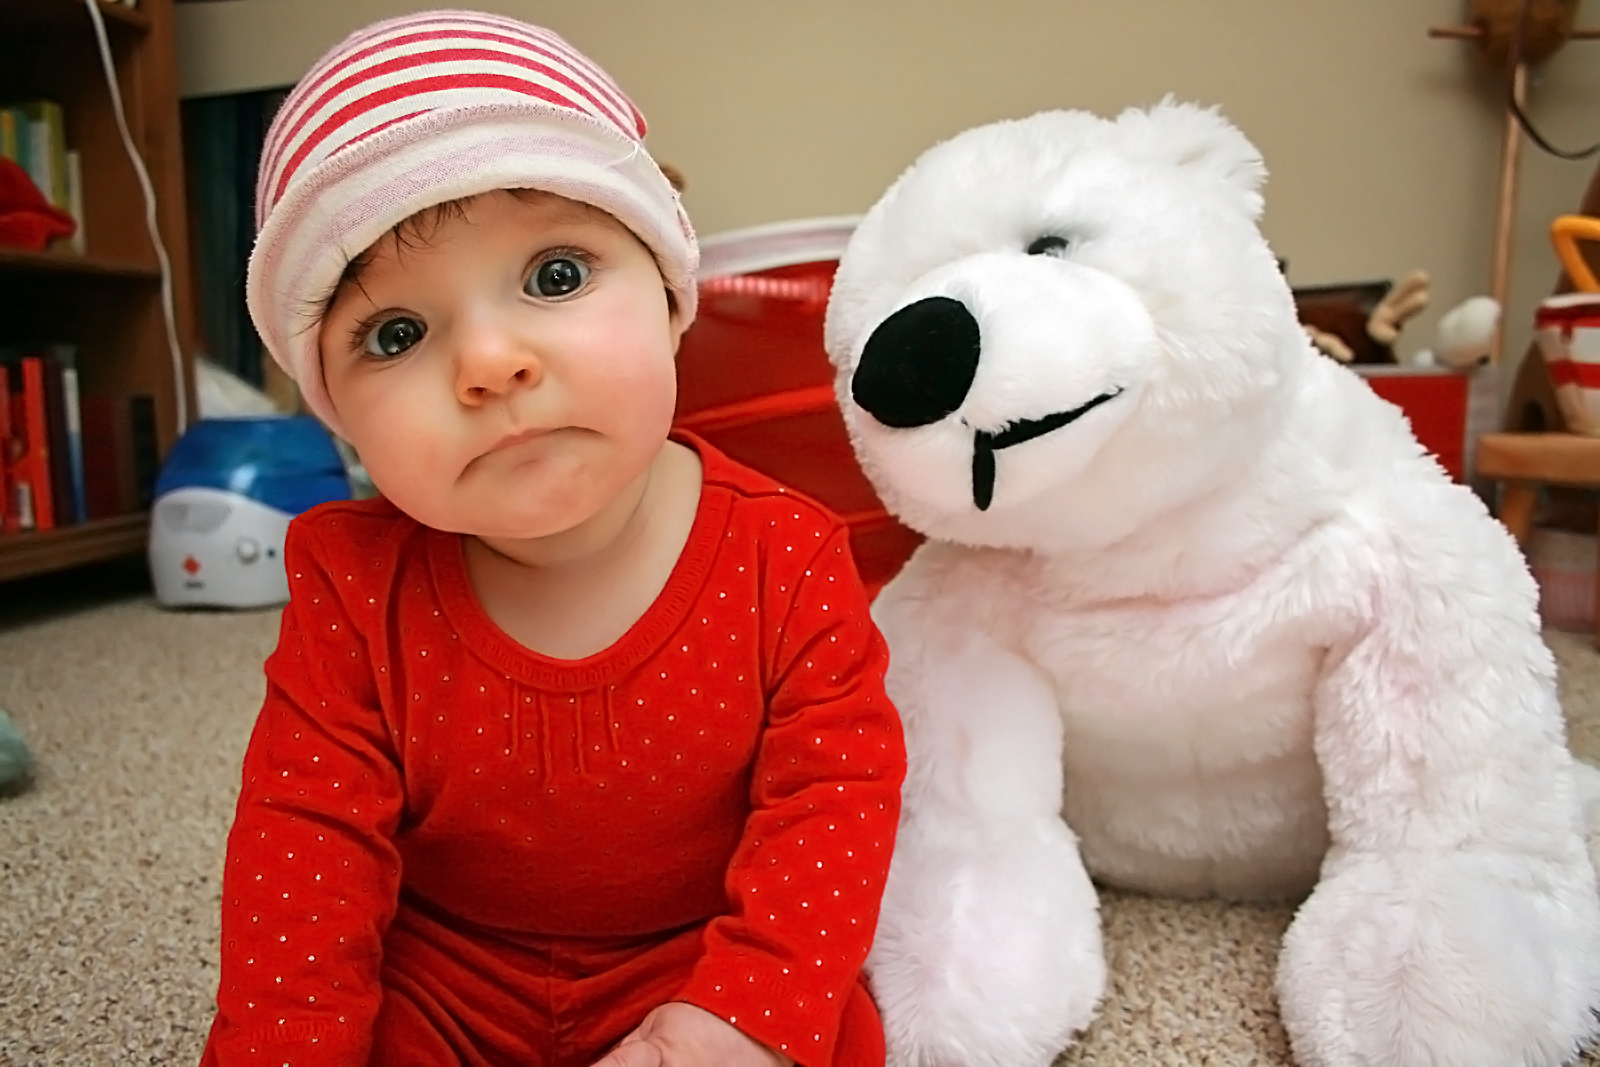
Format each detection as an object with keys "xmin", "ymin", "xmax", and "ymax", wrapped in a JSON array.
[{"xmin": 590, "ymin": 1002, "xmax": 794, "ymax": 1067}]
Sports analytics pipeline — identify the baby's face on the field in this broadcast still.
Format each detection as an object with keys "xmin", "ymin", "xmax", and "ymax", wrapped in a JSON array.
[{"xmin": 318, "ymin": 189, "xmax": 685, "ymax": 542}]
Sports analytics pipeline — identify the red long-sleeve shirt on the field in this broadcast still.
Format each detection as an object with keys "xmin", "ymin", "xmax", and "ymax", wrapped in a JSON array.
[{"xmin": 203, "ymin": 437, "xmax": 905, "ymax": 1066}]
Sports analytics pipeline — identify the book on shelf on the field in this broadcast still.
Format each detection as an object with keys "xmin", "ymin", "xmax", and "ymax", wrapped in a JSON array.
[
  {"xmin": 0, "ymin": 110, "xmax": 16, "ymax": 168},
  {"xmin": 0, "ymin": 347, "xmax": 157, "ymax": 536},
  {"xmin": 64, "ymin": 149, "xmax": 86, "ymax": 255},
  {"xmin": 80, "ymin": 394, "xmax": 139, "ymax": 521},
  {"xmin": 20, "ymin": 101, "xmax": 68, "ymax": 212},
  {"xmin": 0, "ymin": 365, "xmax": 15, "ymax": 534},
  {"xmin": 0, "ymin": 109, "xmax": 28, "ymax": 186},
  {"xmin": 61, "ymin": 363, "xmax": 87, "ymax": 523},
  {"xmin": 40, "ymin": 346, "xmax": 87, "ymax": 526},
  {"xmin": 42, "ymin": 351, "xmax": 75, "ymax": 526},
  {"xmin": 4, "ymin": 355, "xmax": 53, "ymax": 532}
]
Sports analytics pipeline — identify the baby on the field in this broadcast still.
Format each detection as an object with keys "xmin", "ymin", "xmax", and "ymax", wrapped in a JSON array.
[{"xmin": 200, "ymin": 11, "xmax": 905, "ymax": 1066}]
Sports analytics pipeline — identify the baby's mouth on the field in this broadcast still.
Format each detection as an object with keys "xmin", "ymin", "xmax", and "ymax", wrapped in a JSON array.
[
  {"xmin": 489, "ymin": 427, "xmax": 550, "ymax": 454},
  {"xmin": 969, "ymin": 387, "xmax": 1123, "ymax": 510},
  {"xmin": 463, "ymin": 426, "xmax": 554, "ymax": 476}
]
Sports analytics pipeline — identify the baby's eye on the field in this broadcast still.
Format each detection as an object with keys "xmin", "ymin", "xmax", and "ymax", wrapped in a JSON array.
[
  {"xmin": 364, "ymin": 316, "xmax": 425, "ymax": 358},
  {"xmin": 527, "ymin": 256, "xmax": 591, "ymax": 299}
]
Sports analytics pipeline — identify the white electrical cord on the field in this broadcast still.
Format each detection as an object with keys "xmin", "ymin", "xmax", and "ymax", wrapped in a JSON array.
[{"xmin": 83, "ymin": 0, "xmax": 189, "ymax": 433}]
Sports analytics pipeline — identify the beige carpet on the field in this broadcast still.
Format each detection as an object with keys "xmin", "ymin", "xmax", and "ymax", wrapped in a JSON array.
[{"xmin": 2, "ymin": 567, "xmax": 1598, "ymax": 1066}]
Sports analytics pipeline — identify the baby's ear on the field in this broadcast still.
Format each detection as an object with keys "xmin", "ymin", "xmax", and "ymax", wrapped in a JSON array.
[
  {"xmin": 1114, "ymin": 98, "xmax": 1266, "ymax": 218},
  {"xmin": 666, "ymin": 287, "xmax": 689, "ymax": 353}
]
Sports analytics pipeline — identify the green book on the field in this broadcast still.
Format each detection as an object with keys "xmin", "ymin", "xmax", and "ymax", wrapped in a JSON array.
[
  {"xmin": 19, "ymin": 100, "xmax": 68, "ymax": 209},
  {"xmin": 0, "ymin": 107, "xmax": 29, "ymax": 177},
  {"xmin": 0, "ymin": 106, "xmax": 36, "ymax": 201},
  {"xmin": 0, "ymin": 109, "xmax": 16, "ymax": 163}
]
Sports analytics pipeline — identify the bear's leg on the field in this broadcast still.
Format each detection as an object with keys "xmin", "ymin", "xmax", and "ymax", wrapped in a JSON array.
[
  {"xmin": 1279, "ymin": 569, "xmax": 1600, "ymax": 1067},
  {"xmin": 867, "ymin": 633, "xmax": 1104, "ymax": 1067}
]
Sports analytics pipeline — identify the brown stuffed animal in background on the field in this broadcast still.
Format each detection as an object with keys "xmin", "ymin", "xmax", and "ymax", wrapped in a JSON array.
[
  {"xmin": 1364, "ymin": 270, "xmax": 1432, "ymax": 349},
  {"xmin": 1299, "ymin": 270, "xmax": 1430, "ymax": 364}
]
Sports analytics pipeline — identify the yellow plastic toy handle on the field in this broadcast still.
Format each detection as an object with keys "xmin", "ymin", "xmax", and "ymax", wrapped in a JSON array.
[{"xmin": 1551, "ymin": 215, "xmax": 1600, "ymax": 294}]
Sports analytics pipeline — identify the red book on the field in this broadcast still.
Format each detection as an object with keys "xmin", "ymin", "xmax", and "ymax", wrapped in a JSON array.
[
  {"xmin": 13, "ymin": 356, "xmax": 54, "ymax": 530},
  {"xmin": 0, "ymin": 364, "xmax": 16, "ymax": 534},
  {"xmin": 80, "ymin": 394, "xmax": 137, "ymax": 521}
]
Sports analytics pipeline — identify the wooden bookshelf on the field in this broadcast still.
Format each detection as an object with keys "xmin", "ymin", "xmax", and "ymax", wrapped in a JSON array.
[
  {"xmin": 0, "ymin": 0, "xmax": 195, "ymax": 584},
  {"xmin": 0, "ymin": 512, "xmax": 149, "ymax": 583},
  {"xmin": 0, "ymin": 246, "xmax": 164, "ymax": 280},
  {"xmin": 6, "ymin": 0, "xmax": 151, "ymax": 35}
]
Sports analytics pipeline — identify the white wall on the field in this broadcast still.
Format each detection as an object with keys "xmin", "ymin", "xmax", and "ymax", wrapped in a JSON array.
[{"xmin": 176, "ymin": 0, "xmax": 1600, "ymax": 384}]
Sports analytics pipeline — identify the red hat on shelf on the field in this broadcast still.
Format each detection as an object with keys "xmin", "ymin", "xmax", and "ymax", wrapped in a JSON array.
[{"xmin": 0, "ymin": 156, "xmax": 76, "ymax": 253}]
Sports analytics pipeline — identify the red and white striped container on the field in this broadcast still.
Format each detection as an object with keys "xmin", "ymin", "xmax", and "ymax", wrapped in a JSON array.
[{"xmin": 1536, "ymin": 293, "xmax": 1600, "ymax": 436}]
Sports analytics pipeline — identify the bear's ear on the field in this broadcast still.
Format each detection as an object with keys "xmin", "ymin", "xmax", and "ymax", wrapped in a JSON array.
[{"xmin": 1115, "ymin": 98, "xmax": 1266, "ymax": 217}]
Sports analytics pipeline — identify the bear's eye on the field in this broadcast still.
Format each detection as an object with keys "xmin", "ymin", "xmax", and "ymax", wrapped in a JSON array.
[{"xmin": 1027, "ymin": 235, "xmax": 1070, "ymax": 257}]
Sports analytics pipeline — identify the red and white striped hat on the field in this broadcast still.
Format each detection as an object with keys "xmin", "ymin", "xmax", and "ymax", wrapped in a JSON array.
[{"xmin": 246, "ymin": 9, "xmax": 698, "ymax": 436}]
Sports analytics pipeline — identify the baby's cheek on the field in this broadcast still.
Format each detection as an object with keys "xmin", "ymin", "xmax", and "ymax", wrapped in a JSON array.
[{"xmin": 361, "ymin": 445, "xmax": 452, "ymax": 515}]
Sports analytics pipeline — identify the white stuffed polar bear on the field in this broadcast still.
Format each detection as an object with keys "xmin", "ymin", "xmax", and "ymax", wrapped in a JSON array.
[{"xmin": 823, "ymin": 101, "xmax": 1600, "ymax": 1067}]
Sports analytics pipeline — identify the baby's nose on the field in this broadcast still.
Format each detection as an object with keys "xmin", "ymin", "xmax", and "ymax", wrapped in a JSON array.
[{"xmin": 456, "ymin": 330, "xmax": 543, "ymax": 401}]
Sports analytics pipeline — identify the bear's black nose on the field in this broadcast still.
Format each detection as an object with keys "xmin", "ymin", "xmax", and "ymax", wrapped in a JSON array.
[{"xmin": 851, "ymin": 296, "xmax": 981, "ymax": 429}]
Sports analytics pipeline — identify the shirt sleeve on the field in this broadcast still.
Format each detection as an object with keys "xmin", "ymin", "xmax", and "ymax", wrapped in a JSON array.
[
  {"xmin": 676, "ymin": 523, "xmax": 907, "ymax": 1066},
  {"xmin": 203, "ymin": 519, "xmax": 406, "ymax": 1066}
]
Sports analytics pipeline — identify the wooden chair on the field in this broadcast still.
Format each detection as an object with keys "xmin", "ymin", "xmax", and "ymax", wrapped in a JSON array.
[
  {"xmin": 1479, "ymin": 162, "xmax": 1600, "ymax": 647},
  {"xmin": 1477, "ymin": 432, "xmax": 1600, "ymax": 646}
]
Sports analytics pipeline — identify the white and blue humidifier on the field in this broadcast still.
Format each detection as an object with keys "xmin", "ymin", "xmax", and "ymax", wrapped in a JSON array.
[{"xmin": 148, "ymin": 416, "xmax": 350, "ymax": 609}]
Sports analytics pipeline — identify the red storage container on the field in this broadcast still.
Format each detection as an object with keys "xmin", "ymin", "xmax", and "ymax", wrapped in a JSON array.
[
  {"xmin": 1356, "ymin": 366, "xmax": 1471, "ymax": 482},
  {"xmin": 673, "ymin": 220, "xmax": 922, "ymax": 597}
]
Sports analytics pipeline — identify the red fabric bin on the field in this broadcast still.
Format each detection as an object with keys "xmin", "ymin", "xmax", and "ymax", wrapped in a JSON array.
[
  {"xmin": 1357, "ymin": 367, "xmax": 1470, "ymax": 482},
  {"xmin": 673, "ymin": 223, "xmax": 921, "ymax": 598}
]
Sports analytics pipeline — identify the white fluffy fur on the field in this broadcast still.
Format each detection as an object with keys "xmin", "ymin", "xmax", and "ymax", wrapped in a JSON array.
[{"xmin": 825, "ymin": 102, "xmax": 1600, "ymax": 1067}]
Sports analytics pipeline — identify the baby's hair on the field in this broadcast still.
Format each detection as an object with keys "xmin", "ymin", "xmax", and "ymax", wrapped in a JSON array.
[
  {"xmin": 295, "ymin": 196, "xmax": 491, "ymax": 339},
  {"xmin": 325, "ymin": 195, "xmax": 498, "ymax": 312}
]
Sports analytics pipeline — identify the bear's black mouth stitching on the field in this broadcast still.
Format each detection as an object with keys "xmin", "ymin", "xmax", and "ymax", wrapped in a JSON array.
[{"xmin": 971, "ymin": 387, "xmax": 1124, "ymax": 511}]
